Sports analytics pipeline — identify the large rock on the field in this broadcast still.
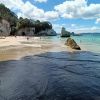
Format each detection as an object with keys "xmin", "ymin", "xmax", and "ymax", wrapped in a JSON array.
[
  {"xmin": 61, "ymin": 27, "xmax": 70, "ymax": 37},
  {"xmin": 65, "ymin": 38, "xmax": 81, "ymax": 50},
  {"xmin": 0, "ymin": 19, "xmax": 11, "ymax": 36},
  {"xmin": 38, "ymin": 29, "xmax": 57, "ymax": 36},
  {"xmin": 46, "ymin": 29, "xmax": 57, "ymax": 36},
  {"xmin": 17, "ymin": 27, "xmax": 35, "ymax": 36}
]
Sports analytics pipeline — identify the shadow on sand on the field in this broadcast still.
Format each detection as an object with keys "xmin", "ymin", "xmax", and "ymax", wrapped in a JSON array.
[{"xmin": 0, "ymin": 51, "xmax": 100, "ymax": 100}]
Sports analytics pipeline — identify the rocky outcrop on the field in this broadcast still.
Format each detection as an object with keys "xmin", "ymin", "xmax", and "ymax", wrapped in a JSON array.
[
  {"xmin": 65, "ymin": 38, "xmax": 81, "ymax": 50},
  {"xmin": 0, "ymin": 19, "xmax": 11, "ymax": 36},
  {"xmin": 46, "ymin": 29, "xmax": 57, "ymax": 36},
  {"xmin": 17, "ymin": 28, "xmax": 57, "ymax": 36},
  {"xmin": 38, "ymin": 29, "xmax": 57, "ymax": 36},
  {"xmin": 61, "ymin": 27, "xmax": 70, "ymax": 37},
  {"xmin": 17, "ymin": 27, "xmax": 35, "ymax": 36}
]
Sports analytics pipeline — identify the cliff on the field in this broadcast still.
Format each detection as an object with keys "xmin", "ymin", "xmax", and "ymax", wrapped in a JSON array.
[{"xmin": 0, "ymin": 3, "xmax": 57, "ymax": 36}]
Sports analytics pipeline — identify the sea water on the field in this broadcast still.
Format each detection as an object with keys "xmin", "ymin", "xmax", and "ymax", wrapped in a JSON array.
[
  {"xmin": 41, "ymin": 33, "xmax": 100, "ymax": 53},
  {"xmin": 0, "ymin": 34, "xmax": 100, "ymax": 100},
  {"xmin": 72, "ymin": 34, "xmax": 100, "ymax": 53}
]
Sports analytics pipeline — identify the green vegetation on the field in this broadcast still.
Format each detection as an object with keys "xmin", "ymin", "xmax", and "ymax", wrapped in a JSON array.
[
  {"xmin": 0, "ymin": 3, "xmax": 53, "ymax": 36},
  {"xmin": 17, "ymin": 18, "xmax": 52, "ymax": 32},
  {"xmin": 16, "ymin": 17, "xmax": 34, "ymax": 29},
  {"xmin": 34, "ymin": 20, "xmax": 52, "ymax": 34},
  {"xmin": 0, "ymin": 3, "xmax": 18, "ymax": 26}
]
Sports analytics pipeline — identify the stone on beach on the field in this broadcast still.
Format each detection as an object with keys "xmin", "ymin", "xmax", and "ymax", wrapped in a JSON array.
[{"xmin": 65, "ymin": 38, "xmax": 81, "ymax": 50}]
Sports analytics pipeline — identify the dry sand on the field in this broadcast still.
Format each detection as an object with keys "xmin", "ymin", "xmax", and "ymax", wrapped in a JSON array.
[
  {"xmin": 0, "ymin": 36, "xmax": 41, "ymax": 47},
  {"xmin": 0, "ymin": 36, "xmax": 45, "ymax": 61},
  {"xmin": 0, "ymin": 36, "xmax": 78, "ymax": 61}
]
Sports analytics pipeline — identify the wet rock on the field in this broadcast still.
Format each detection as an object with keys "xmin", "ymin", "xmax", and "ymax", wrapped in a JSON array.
[{"xmin": 65, "ymin": 38, "xmax": 81, "ymax": 50}]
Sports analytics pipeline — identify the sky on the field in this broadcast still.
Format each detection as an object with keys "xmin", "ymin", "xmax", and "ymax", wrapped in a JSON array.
[{"xmin": 0, "ymin": 0, "xmax": 100, "ymax": 33}]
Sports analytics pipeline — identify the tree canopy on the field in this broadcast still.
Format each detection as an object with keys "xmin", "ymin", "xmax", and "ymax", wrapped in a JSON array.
[
  {"xmin": 0, "ymin": 3, "xmax": 53, "ymax": 35},
  {"xmin": 0, "ymin": 3, "xmax": 18, "ymax": 26}
]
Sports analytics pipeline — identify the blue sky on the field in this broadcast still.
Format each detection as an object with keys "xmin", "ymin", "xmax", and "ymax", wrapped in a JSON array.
[{"xmin": 0, "ymin": 0, "xmax": 100, "ymax": 33}]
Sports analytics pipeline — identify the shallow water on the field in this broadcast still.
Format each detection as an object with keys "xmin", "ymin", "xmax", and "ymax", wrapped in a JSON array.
[{"xmin": 41, "ymin": 34, "xmax": 100, "ymax": 53}]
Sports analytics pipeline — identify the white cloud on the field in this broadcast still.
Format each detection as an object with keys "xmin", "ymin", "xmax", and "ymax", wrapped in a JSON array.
[
  {"xmin": 71, "ymin": 24, "xmax": 76, "ymax": 27},
  {"xmin": 96, "ymin": 18, "xmax": 100, "ymax": 24},
  {"xmin": 91, "ymin": 26, "xmax": 97, "ymax": 31},
  {"xmin": 45, "ymin": 11, "xmax": 59, "ymax": 20},
  {"xmin": 34, "ymin": 0, "xmax": 47, "ymax": 3},
  {"xmin": 70, "ymin": 26, "xmax": 100, "ymax": 33},
  {"xmin": 0, "ymin": 0, "xmax": 58, "ymax": 21},
  {"xmin": 53, "ymin": 23, "xmax": 100, "ymax": 33},
  {"xmin": 0, "ymin": 0, "xmax": 24, "ymax": 10},
  {"xmin": 53, "ymin": 23, "xmax": 66, "ymax": 33},
  {"xmin": 0, "ymin": 0, "xmax": 100, "ymax": 33},
  {"xmin": 54, "ymin": 0, "xmax": 100, "ymax": 19},
  {"xmin": 1, "ymin": 0, "xmax": 100, "ymax": 21}
]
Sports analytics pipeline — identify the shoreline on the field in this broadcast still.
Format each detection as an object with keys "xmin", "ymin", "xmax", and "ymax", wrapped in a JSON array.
[
  {"xmin": 0, "ymin": 36, "xmax": 100, "ymax": 61},
  {"xmin": 0, "ymin": 36, "xmax": 43, "ymax": 61},
  {"xmin": 0, "ymin": 36, "xmax": 74, "ymax": 61}
]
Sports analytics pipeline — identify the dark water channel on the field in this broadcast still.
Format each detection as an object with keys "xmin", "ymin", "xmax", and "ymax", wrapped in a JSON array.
[{"xmin": 0, "ymin": 51, "xmax": 100, "ymax": 100}]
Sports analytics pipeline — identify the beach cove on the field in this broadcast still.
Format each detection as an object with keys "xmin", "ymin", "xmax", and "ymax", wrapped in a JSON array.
[
  {"xmin": 0, "ymin": 34, "xmax": 100, "ymax": 61},
  {"xmin": 0, "ymin": 0, "xmax": 100, "ymax": 99}
]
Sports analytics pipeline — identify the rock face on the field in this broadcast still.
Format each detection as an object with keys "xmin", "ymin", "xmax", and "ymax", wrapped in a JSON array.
[
  {"xmin": 38, "ymin": 29, "xmax": 57, "ymax": 36},
  {"xmin": 0, "ymin": 19, "xmax": 11, "ymax": 36},
  {"xmin": 65, "ymin": 38, "xmax": 81, "ymax": 50},
  {"xmin": 61, "ymin": 27, "xmax": 70, "ymax": 37},
  {"xmin": 47, "ymin": 29, "xmax": 57, "ymax": 36},
  {"xmin": 17, "ymin": 27, "xmax": 35, "ymax": 36},
  {"xmin": 17, "ymin": 28, "xmax": 57, "ymax": 36}
]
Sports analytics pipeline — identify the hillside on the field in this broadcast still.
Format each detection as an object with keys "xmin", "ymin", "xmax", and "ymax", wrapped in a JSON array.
[
  {"xmin": 0, "ymin": 3, "xmax": 57, "ymax": 36},
  {"xmin": 0, "ymin": 3, "xmax": 18, "ymax": 26}
]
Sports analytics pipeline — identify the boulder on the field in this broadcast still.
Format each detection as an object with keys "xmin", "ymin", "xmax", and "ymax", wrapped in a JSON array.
[{"xmin": 65, "ymin": 38, "xmax": 81, "ymax": 50}]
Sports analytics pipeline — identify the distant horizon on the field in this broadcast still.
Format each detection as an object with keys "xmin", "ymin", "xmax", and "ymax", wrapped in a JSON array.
[
  {"xmin": 57, "ymin": 32, "xmax": 100, "ymax": 35},
  {"xmin": 0, "ymin": 0, "xmax": 100, "ymax": 33}
]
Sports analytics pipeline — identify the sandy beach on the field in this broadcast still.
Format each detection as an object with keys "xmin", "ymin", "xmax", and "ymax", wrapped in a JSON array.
[
  {"xmin": 0, "ymin": 36, "xmax": 42, "ymax": 47},
  {"xmin": 0, "ymin": 36, "xmax": 68, "ymax": 61},
  {"xmin": 0, "ymin": 37, "xmax": 100, "ymax": 100},
  {"xmin": 0, "ymin": 36, "xmax": 99, "ymax": 62},
  {"xmin": 0, "ymin": 36, "xmax": 43, "ymax": 61}
]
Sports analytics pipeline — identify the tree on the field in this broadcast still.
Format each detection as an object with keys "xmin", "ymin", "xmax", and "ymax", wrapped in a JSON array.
[
  {"xmin": 41, "ymin": 21, "xmax": 52, "ymax": 30},
  {"xmin": 16, "ymin": 17, "xmax": 35, "ymax": 30},
  {"xmin": 0, "ymin": 3, "xmax": 18, "ymax": 26}
]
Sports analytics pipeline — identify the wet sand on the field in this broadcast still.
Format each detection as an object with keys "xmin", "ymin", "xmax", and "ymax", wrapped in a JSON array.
[{"xmin": 0, "ymin": 36, "xmax": 100, "ymax": 100}]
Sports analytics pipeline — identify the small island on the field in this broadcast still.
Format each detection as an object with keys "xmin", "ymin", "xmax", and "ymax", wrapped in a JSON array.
[{"xmin": 61, "ymin": 27, "xmax": 71, "ymax": 37}]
